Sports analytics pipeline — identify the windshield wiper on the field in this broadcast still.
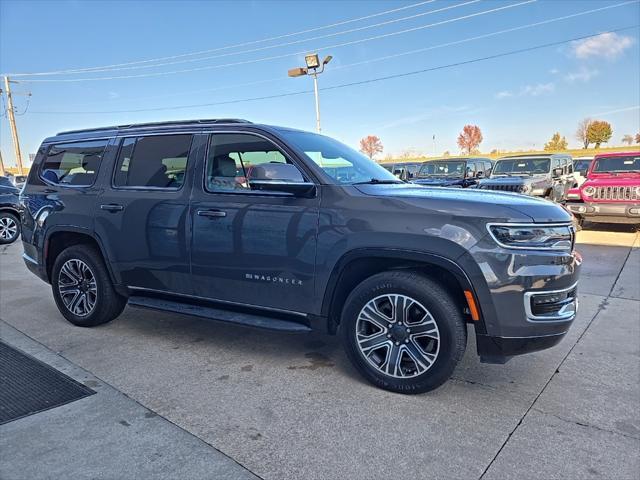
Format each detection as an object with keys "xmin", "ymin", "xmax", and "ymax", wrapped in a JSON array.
[{"xmin": 351, "ymin": 178, "xmax": 403, "ymax": 185}]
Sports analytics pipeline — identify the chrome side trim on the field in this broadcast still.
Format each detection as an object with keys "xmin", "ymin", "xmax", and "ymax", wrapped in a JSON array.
[
  {"xmin": 127, "ymin": 286, "xmax": 308, "ymax": 318},
  {"xmin": 524, "ymin": 281, "xmax": 579, "ymax": 323},
  {"xmin": 22, "ymin": 252, "xmax": 38, "ymax": 265}
]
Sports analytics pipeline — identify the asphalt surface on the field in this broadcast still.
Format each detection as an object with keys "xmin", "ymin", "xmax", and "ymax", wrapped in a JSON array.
[{"xmin": 0, "ymin": 224, "xmax": 638, "ymax": 480}]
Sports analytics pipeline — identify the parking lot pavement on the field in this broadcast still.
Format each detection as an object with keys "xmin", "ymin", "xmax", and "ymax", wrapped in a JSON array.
[{"xmin": 0, "ymin": 225, "xmax": 638, "ymax": 480}]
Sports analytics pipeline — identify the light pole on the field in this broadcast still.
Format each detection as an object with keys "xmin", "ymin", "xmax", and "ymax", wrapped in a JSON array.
[{"xmin": 288, "ymin": 53, "xmax": 332, "ymax": 133}]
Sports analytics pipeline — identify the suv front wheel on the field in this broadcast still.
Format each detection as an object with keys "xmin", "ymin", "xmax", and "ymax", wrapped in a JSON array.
[
  {"xmin": 341, "ymin": 271, "xmax": 466, "ymax": 394},
  {"xmin": 51, "ymin": 244, "xmax": 126, "ymax": 327}
]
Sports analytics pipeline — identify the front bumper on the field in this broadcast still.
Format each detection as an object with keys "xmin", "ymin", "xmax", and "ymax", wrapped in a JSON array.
[
  {"xmin": 566, "ymin": 201, "xmax": 640, "ymax": 223},
  {"xmin": 476, "ymin": 332, "xmax": 567, "ymax": 364}
]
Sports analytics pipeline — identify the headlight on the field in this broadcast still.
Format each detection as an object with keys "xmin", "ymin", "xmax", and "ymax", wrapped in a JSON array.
[
  {"xmin": 583, "ymin": 186, "xmax": 596, "ymax": 196},
  {"xmin": 488, "ymin": 224, "xmax": 573, "ymax": 250},
  {"xmin": 566, "ymin": 192, "xmax": 581, "ymax": 200}
]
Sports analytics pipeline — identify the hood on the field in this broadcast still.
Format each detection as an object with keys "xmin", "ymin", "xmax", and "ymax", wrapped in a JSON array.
[
  {"xmin": 412, "ymin": 177, "xmax": 462, "ymax": 186},
  {"xmin": 354, "ymin": 183, "xmax": 572, "ymax": 223},
  {"xmin": 583, "ymin": 175, "xmax": 640, "ymax": 187},
  {"xmin": 481, "ymin": 175, "xmax": 543, "ymax": 186}
]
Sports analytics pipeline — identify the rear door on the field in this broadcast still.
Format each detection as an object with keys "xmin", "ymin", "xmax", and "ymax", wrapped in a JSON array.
[
  {"xmin": 190, "ymin": 131, "xmax": 319, "ymax": 314},
  {"xmin": 94, "ymin": 132, "xmax": 200, "ymax": 294}
]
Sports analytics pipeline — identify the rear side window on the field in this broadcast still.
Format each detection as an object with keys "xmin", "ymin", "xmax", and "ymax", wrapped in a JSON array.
[
  {"xmin": 114, "ymin": 134, "xmax": 192, "ymax": 189},
  {"xmin": 40, "ymin": 140, "xmax": 107, "ymax": 186}
]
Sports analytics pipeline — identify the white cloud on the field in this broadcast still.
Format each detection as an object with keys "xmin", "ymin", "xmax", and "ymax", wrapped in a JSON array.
[
  {"xmin": 564, "ymin": 67, "xmax": 599, "ymax": 83},
  {"xmin": 496, "ymin": 83, "xmax": 555, "ymax": 99},
  {"xmin": 570, "ymin": 32, "xmax": 634, "ymax": 59},
  {"xmin": 108, "ymin": 91, "xmax": 120, "ymax": 99},
  {"xmin": 549, "ymin": 68, "xmax": 559, "ymax": 75}
]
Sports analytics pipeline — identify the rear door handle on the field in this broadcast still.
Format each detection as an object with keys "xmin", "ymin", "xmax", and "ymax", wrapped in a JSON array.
[
  {"xmin": 100, "ymin": 204, "xmax": 124, "ymax": 212},
  {"xmin": 197, "ymin": 209, "xmax": 226, "ymax": 218}
]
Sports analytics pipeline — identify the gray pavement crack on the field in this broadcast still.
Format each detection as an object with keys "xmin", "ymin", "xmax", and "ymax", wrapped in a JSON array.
[
  {"xmin": 530, "ymin": 407, "xmax": 640, "ymax": 441},
  {"xmin": 478, "ymin": 288, "xmax": 614, "ymax": 479}
]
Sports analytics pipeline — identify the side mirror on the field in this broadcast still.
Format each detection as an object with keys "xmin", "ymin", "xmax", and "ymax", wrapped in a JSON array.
[
  {"xmin": 553, "ymin": 167, "xmax": 563, "ymax": 177},
  {"xmin": 248, "ymin": 163, "xmax": 316, "ymax": 197}
]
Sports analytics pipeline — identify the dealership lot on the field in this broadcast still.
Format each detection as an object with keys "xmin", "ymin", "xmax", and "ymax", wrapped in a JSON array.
[{"xmin": 1, "ymin": 225, "xmax": 638, "ymax": 480}]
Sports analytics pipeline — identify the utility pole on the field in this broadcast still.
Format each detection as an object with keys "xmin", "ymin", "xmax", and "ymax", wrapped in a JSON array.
[
  {"xmin": 0, "ymin": 149, "xmax": 5, "ymax": 177},
  {"xmin": 3, "ymin": 76, "xmax": 24, "ymax": 175}
]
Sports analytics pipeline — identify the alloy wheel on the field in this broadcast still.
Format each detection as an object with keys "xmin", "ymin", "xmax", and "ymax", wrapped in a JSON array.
[
  {"xmin": 356, "ymin": 294, "xmax": 440, "ymax": 378},
  {"xmin": 0, "ymin": 216, "xmax": 18, "ymax": 241},
  {"xmin": 58, "ymin": 259, "xmax": 98, "ymax": 317}
]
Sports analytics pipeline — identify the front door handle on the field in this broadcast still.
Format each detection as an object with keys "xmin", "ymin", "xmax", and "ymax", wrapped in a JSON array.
[
  {"xmin": 197, "ymin": 209, "xmax": 226, "ymax": 218},
  {"xmin": 100, "ymin": 204, "xmax": 124, "ymax": 212}
]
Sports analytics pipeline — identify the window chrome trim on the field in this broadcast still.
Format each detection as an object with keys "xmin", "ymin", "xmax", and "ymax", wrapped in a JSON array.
[
  {"xmin": 524, "ymin": 281, "xmax": 579, "ymax": 323},
  {"xmin": 127, "ymin": 286, "xmax": 308, "ymax": 317},
  {"xmin": 486, "ymin": 222, "xmax": 575, "ymax": 251}
]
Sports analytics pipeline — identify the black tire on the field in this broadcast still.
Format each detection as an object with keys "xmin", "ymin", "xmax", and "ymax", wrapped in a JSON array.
[
  {"xmin": 0, "ymin": 211, "xmax": 21, "ymax": 245},
  {"xmin": 51, "ymin": 244, "xmax": 126, "ymax": 327},
  {"xmin": 340, "ymin": 271, "xmax": 466, "ymax": 394}
]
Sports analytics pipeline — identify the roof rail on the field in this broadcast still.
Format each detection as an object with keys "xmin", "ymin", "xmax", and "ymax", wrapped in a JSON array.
[{"xmin": 57, "ymin": 118, "xmax": 252, "ymax": 135}]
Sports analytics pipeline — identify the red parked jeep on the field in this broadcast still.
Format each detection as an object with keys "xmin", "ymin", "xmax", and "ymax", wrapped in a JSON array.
[{"xmin": 566, "ymin": 151, "xmax": 640, "ymax": 225}]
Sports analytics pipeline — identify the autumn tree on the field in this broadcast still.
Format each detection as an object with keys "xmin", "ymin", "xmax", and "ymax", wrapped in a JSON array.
[
  {"xmin": 359, "ymin": 135, "xmax": 383, "ymax": 159},
  {"xmin": 636, "ymin": 133, "xmax": 640, "ymax": 144},
  {"xmin": 544, "ymin": 132, "xmax": 568, "ymax": 151},
  {"xmin": 457, "ymin": 125, "xmax": 483, "ymax": 154},
  {"xmin": 587, "ymin": 120, "xmax": 613, "ymax": 148},
  {"xmin": 576, "ymin": 118, "xmax": 591, "ymax": 149},
  {"xmin": 622, "ymin": 134, "xmax": 634, "ymax": 145}
]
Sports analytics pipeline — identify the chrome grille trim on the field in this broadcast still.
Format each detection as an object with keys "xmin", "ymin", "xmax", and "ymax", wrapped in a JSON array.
[{"xmin": 592, "ymin": 186, "xmax": 639, "ymax": 201}]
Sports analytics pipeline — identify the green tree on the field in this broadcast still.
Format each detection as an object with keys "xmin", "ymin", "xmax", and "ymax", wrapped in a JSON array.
[
  {"xmin": 544, "ymin": 132, "xmax": 568, "ymax": 151},
  {"xmin": 586, "ymin": 120, "xmax": 613, "ymax": 148}
]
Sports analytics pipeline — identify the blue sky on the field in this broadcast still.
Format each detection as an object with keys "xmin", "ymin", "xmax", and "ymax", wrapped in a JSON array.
[{"xmin": 1, "ymin": 0, "xmax": 639, "ymax": 166}]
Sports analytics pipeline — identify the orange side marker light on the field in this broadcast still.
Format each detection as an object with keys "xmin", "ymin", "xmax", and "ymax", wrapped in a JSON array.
[{"xmin": 464, "ymin": 290, "xmax": 480, "ymax": 321}]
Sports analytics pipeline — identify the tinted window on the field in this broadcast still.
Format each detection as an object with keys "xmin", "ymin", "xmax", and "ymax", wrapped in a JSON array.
[
  {"xmin": 593, "ymin": 155, "xmax": 640, "ymax": 173},
  {"xmin": 419, "ymin": 161, "xmax": 465, "ymax": 176},
  {"xmin": 40, "ymin": 140, "xmax": 107, "ymax": 186},
  {"xmin": 206, "ymin": 133, "xmax": 305, "ymax": 193},
  {"xmin": 574, "ymin": 159, "xmax": 592, "ymax": 175},
  {"xmin": 114, "ymin": 135, "xmax": 192, "ymax": 188},
  {"xmin": 493, "ymin": 158, "xmax": 550, "ymax": 175},
  {"xmin": 484, "ymin": 161, "xmax": 493, "ymax": 173}
]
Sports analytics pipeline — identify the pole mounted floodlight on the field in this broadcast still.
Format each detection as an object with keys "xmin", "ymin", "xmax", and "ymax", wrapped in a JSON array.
[{"xmin": 288, "ymin": 53, "xmax": 332, "ymax": 133}]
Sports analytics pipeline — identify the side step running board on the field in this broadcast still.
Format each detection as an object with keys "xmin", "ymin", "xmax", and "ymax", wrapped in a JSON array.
[{"xmin": 127, "ymin": 296, "xmax": 312, "ymax": 333}]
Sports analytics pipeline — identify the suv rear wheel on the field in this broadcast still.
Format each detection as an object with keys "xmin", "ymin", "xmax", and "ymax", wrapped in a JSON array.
[
  {"xmin": 341, "ymin": 271, "xmax": 466, "ymax": 394},
  {"xmin": 0, "ymin": 211, "xmax": 20, "ymax": 244},
  {"xmin": 51, "ymin": 244, "xmax": 126, "ymax": 327}
]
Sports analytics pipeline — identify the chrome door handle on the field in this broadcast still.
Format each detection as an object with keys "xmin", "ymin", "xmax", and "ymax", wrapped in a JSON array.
[
  {"xmin": 100, "ymin": 204, "xmax": 124, "ymax": 212},
  {"xmin": 197, "ymin": 209, "xmax": 226, "ymax": 218}
]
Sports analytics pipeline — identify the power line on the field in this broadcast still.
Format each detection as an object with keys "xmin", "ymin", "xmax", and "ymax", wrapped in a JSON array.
[
  {"xmin": 29, "ymin": 25, "xmax": 638, "ymax": 115},
  {"xmin": 32, "ymin": 0, "xmax": 639, "ymax": 108},
  {"xmin": 11, "ymin": 0, "xmax": 482, "ymax": 76},
  {"xmin": 6, "ymin": 0, "xmax": 438, "ymax": 77},
  {"xmin": 19, "ymin": 0, "xmax": 537, "ymax": 83}
]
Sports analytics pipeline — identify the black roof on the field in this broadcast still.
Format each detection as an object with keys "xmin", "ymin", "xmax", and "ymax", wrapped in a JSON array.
[
  {"xmin": 57, "ymin": 118, "xmax": 252, "ymax": 136},
  {"xmin": 499, "ymin": 153, "xmax": 570, "ymax": 159}
]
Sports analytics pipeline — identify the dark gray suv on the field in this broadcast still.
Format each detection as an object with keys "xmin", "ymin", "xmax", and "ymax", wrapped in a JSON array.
[{"xmin": 20, "ymin": 119, "xmax": 581, "ymax": 393}]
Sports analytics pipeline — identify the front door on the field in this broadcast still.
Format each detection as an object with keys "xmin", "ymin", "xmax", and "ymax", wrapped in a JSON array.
[
  {"xmin": 190, "ymin": 132, "xmax": 319, "ymax": 314},
  {"xmin": 94, "ymin": 132, "xmax": 200, "ymax": 294}
]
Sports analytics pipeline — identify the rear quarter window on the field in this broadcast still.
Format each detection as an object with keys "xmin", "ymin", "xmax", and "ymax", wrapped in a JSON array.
[{"xmin": 40, "ymin": 140, "xmax": 108, "ymax": 187}]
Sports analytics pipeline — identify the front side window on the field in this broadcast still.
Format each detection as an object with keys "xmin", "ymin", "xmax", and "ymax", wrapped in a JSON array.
[
  {"xmin": 278, "ymin": 130, "xmax": 399, "ymax": 185},
  {"xmin": 574, "ymin": 160, "xmax": 592, "ymax": 175},
  {"xmin": 40, "ymin": 140, "xmax": 107, "ymax": 186},
  {"xmin": 206, "ymin": 133, "xmax": 306, "ymax": 193},
  {"xmin": 114, "ymin": 134, "xmax": 192, "ymax": 188}
]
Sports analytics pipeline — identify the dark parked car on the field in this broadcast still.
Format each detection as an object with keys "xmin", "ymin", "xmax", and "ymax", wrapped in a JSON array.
[
  {"xmin": 0, "ymin": 176, "xmax": 22, "ymax": 244},
  {"xmin": 412, "ymin": 157, "xmax": 492, "ymax": 188},
  {"xmin": 381, "ymin": 162, "xmax": 422, "ymax": 181},
  {"xmin": 21, "ymin": 119, "xmax": 580, "ymax": 393},
  {"xmin": 479, "ymin": 154, "xmax": 575, "ymax": 202}
]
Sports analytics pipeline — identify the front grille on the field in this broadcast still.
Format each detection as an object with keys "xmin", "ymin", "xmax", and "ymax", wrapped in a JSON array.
[
  {"xmin": 592, "ymin": 186, "xmax": 639, "ymax": 201},
  {"xmin": 525, "ymin": 285, "xmax": 577, "ymax": 321},
  {"xmin": 481, "ymin": 184, "xmax": 522, "ymax": 192}
]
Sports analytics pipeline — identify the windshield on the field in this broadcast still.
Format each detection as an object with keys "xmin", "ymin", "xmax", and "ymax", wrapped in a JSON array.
[
  {"xmin": 574, "ymin": 159, "xmax": 592, "ymax": 175},
  {"xmin": 492, "ymin": 158, "xmax": 550, "ymax": 175},
  {"xmin": 278, "ymin": 130, "xmax": 400, "ymax": 184},
  {"xmin": 418, "ymin": 161, "xmax": 465, "ymax": 177},
  {"xmin": 592, "ymin": 155, "xmax": 640, "ymax": 173}
]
